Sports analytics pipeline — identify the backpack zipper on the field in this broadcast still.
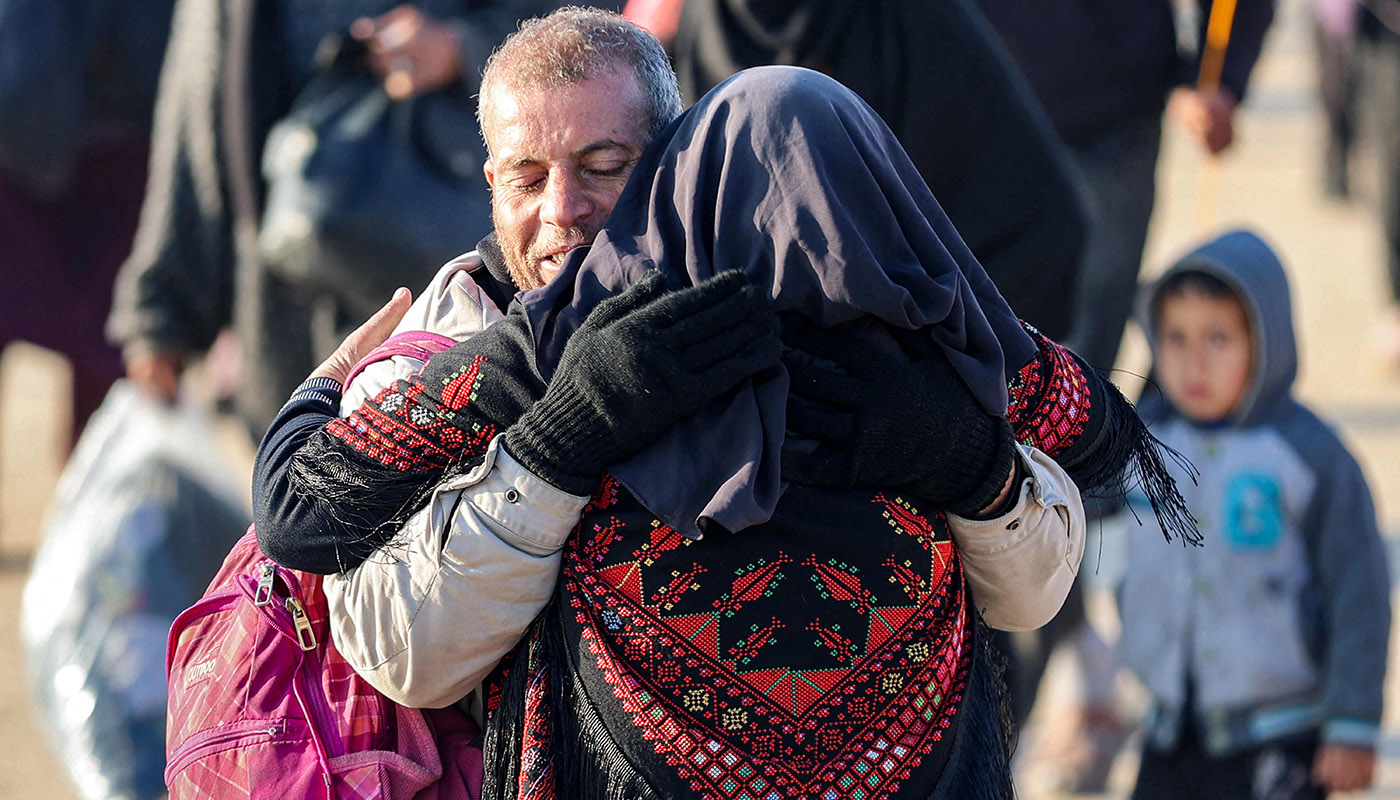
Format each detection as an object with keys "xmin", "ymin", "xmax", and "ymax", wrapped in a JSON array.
[
  {"xmin": 263, "ymin": 563, "xmax": 344, "ymax": 760},
  {"xmin": 286, "ymin": 596, "xmax": 317, "ymax": 650},
  {"xmin": 163, "ymin": 718, "xmax": 305, "ymax": 784},
  {"xmin": 255, "ymin": 562, "xmax": 277, "ymax": 606},
  {"xmin": 245, "ymin": 561, "xmax": 346, "ymax": 759}
]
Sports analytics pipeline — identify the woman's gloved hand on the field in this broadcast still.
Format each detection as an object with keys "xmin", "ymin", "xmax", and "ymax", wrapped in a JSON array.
[
  {"xmin": 505, "ymin": 270, "xmax": 781, "ymax": 494},
  {"xmin": 780, "ymin": 324, "xmax": 1017, "ymax": 516}
]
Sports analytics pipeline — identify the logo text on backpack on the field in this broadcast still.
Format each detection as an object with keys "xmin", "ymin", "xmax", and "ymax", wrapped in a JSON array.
[{"xmin": 184, "ymin": 658, "xmax": 217, "ymax": 688}]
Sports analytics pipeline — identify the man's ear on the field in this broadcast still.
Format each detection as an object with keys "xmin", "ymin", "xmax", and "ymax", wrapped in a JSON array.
[{"xmin": 483, "ymin": 158, "xmax": 496, "ymax": 188}]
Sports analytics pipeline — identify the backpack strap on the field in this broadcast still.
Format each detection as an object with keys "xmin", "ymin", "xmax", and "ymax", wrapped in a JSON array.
[{"xmin": 344, "ymin": 330, "xmax": 458, "ymax": 388}]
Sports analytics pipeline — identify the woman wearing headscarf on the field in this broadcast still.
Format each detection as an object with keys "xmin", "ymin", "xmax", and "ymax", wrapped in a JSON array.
[{"xmin": 464, "ymin": 64, "xmax": 1033, "ymax": 797}]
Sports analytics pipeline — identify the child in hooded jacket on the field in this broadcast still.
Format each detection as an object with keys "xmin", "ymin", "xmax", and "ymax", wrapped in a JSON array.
[{"xmin": 1117, "ymin": 229, "xmax": 1390, "ymax": 798}]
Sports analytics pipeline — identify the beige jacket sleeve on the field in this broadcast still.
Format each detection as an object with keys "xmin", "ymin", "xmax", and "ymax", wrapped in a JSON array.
[
  {"xmin": 328, "ymin": 250, "xmax": 571, "ymax": 708},
  {"xmin": 328, "ymin": 441, "xmax": 1084, "ymax": 708},
  {"xmin": 324, "ymin": 437, "xmax": 589, "ymax": 708},
  {"xmin": 949, "ymin": 445, "xmax": 1086, "ymax": 632}
]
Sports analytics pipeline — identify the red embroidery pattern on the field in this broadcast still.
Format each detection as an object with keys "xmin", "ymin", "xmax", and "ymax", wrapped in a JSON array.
[
  {"xmin": 326, "ymin": 355, "xmax": 497, "ymax": 471},
  {"xmin": 562, "ymin": 491, "xmax": 972, "ymax": 800},
  {"xmin": 583, "ymin": 473, "xmax": 622, "ymax": 513},
  {"xmin": 517, "ymin": 632, "xmax": 556, "ymax": 800},
  {"xmin": 1006, "ymin": 327, "xmax": 1091, "ymax": 459}
]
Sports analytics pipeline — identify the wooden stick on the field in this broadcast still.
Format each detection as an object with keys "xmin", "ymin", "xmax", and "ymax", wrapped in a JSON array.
[
  {"xmin": 1198, "ymin": 0, "xmax": 1241, "ymax": 92},
  {"xmin": 1193, "ymin": 0, "xmax": 1239, "ymax": 233}
]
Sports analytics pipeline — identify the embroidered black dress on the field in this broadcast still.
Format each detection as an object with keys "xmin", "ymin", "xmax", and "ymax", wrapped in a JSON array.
[{"xmin": 490, "ymin": 478, "xmax": 999, "ymax": 799}]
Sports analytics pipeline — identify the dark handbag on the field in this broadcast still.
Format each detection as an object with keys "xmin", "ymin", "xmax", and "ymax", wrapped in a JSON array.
[{"xmin": 258, "ymin": 32, "xmax": 493, "ymax": 318}]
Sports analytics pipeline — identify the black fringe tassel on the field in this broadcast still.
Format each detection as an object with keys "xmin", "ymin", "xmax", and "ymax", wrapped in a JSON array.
[
  {"xmin": 482, "ymin": 632, "xmax": 530, "ymax": 800},
  {"xmin": 928, "ymin": 622, "xmax": 1016, "ymax": 800},
  {"xmin": 1065, "ymin": 370, "xmax": 1202, "ymax": 546},
  {"xmin": 287, "ymin": 430, "xmax": 476, "ymax": 567},
  {"xmin": 484, "ymin": 599, "xmax": 662, "ymax": 800}
]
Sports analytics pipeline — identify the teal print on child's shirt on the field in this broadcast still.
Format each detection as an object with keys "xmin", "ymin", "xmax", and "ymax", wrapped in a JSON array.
[{"xmin": 1223, "ymin": 473, "xmax": 1284, "ymax": 549}]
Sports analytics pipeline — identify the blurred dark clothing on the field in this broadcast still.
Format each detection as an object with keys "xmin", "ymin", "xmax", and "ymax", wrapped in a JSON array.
[
  {"xmin": 671, "ymin": 0, "xmax": 1088, "ymax": 341},
  {"xmin": 1315, "ymin": 1, "xmax": 1400, "ymax": 301},
  {"xmin": 0, "ymin": 0, "xmax": 172, "ymax": 198},
  {"xmin": 1315, "ymin": 19, "xmax": 1360, "ymax": 197},
  {"xmin": 1132, "ymin": 727, "xmax": 1324, "ymax": 800},
  {"xmin": 1365, "ymin": 0, "xmax": 1400, "ymax": 38},
  {"xmin": 977, "ymin": 0, "xmax": 1275, "ymax": 372},
  {"xmin": 0, "ymin": 143, "xmax": 149, "ymax": 434},
  {"xmin": 969, "ymin": 1, "xmax": 1276, "ymax": 741},
  {"xmin": 1058, "ymin": 111, "xmax": 1164, "ymax": 371},
  {"xmin": 1311, "ymin": 0, "xmax": 1367, "ymax": 197},
  {"xmin": 0, "ymin": 0, "xmax": 174, "ymax": 437},
  {"xmin": 106, "ymin": 0, "xmax": 561, "ymax": 438},
  {"xmin": 975, "ymin": 0, "xmax": 1275, "ymax": 148},
  {"xmin": 1362, "ymin": 7, "xmax": 1400, "ymax": 303}
]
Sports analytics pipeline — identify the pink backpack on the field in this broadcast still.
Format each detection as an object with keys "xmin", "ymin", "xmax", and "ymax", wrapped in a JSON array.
[
  {"xmin": 165, "ymin": 529, "xmax": 482, "ymax": 799},
  {"xmin": 166, "ymin": 329, "xmax": 475, "ymax": 799}
]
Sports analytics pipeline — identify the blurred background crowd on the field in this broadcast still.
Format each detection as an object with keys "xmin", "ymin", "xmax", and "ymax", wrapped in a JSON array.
[{"xmin": 2, "ymin": 0, "xmax": 1400, "ymax": 797}]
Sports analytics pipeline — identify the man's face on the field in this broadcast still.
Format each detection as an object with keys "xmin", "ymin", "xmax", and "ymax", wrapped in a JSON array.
[{"xmin": 483, "ymin": 68, "xmax": 651, "ymax": 290}]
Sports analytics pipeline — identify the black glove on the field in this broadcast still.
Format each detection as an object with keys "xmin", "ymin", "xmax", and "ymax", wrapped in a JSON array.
[
  {"xmin": 780, "ymin": 324, "xmax": 1017, "ymax": 516},
  {"xmin": 505, "ymin": 270, "xmax": 781, "ymax": 494}
]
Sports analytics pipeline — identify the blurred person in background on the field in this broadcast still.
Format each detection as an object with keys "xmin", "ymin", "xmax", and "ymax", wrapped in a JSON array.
[
  {"xmin": 0, "ymin": 0, "xmax": 175, "ymax": 443},
  {"xmin": 106, "ymin": 0, "xmax": 567, "ymax": 439},
  {"xmin": 1312, "ymin": 0, "xmax": 1363, "ymax": 199},
  {"xmin": 666, "ymin": 0, "xmax": 1089, "ymax": 343},
  {"xmin": 965, "ymin": 1, "xmax": 1276, "ymax": 789},
  {"xmin": 975, "ymin": 0, "xmax": 1276, "ymax": 395},
  {"xmin": 1354, "ymin": 0, "xmax": 1400, "ymax": 368},
  {"xmin": 1118, "ymin": 231, "xmax": 1389, "ymax": 799}
]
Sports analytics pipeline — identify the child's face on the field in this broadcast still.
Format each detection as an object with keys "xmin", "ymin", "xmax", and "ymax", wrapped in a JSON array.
[{"xmin": 1154, "ymin": 289, "xmax": 1254, "ymax": 423}]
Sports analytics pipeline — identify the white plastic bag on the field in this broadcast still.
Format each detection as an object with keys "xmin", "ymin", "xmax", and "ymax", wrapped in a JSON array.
[{"xmin": 21, "ymin": 382, "xmax": 249, "ymax": 800}]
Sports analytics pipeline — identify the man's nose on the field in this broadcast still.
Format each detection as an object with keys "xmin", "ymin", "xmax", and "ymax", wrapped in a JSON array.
[{"xmin": 540, "ymin": 171, "xmax": 595, "ymax": 229}]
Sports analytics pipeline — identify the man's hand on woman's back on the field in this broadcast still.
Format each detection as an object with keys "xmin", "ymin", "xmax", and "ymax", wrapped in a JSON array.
[{"xmin": 309, "ymin": 287, "xmax": 413, "ymax": 386}]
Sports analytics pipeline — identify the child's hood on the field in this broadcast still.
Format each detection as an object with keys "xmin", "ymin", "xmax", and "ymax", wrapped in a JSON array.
[{"xmin": 1142, "ymin": 229, "xmax": 1297, "ymax": 426}]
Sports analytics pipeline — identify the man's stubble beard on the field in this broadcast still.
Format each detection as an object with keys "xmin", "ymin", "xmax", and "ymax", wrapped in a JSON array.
[
  {"xmin": 504, "ymin": 257, "xmax": 544, "ymax": 292},
  {"xmin": 493, "ymin": 204, "xmax": 545, "ymax": 291},
  {"xmin": 492, "ymin": 203, "xmax": 599, "ymax": 292}
]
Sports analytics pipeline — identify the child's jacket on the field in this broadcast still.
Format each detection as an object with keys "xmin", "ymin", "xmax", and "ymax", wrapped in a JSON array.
[{"xmin": 1119, "ymin": 230, "xmax": 1390, "ymax": 756}]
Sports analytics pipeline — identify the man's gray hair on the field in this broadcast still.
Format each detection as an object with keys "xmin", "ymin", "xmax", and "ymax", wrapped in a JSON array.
[{"xmin": 477, "ymin": 7, "xmax": 683, "ymax": 149}]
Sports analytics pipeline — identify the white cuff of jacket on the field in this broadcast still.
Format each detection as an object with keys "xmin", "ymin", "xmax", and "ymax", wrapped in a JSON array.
[{"xmin": 948, "ymin": 445, "xmax": 1086, "ymax": 632}]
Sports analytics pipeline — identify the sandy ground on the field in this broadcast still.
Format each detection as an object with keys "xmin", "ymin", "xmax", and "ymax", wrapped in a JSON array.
[
  {"xmin": 4, "ymin": 0, "xmax": 1400, "ymax": 797},
  {"xmin": 0, "ymin": 344, "xmax": 79, "ymax": 800}
]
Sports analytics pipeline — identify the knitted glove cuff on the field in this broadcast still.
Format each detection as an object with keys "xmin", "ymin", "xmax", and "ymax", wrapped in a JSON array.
[
  {"xmin": 955, "ymin": 447, "xmax": 1025, "ymax": 521},
  {"xmin": 944, "ymin": 418, "xmax": 1019, "ymax": 517},
  {"xmin": 898, "ymin": 412, "xmax": 1016, "ymax": 517},
  {"xmin": 503, "ymin": 388, "xmax": 618, "ymax": 495}
]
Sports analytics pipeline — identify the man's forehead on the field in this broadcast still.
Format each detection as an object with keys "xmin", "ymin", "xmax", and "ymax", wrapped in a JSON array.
[{"xmin": 484, "ymin": 69, "xmax": 649, "ymax": 155}]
